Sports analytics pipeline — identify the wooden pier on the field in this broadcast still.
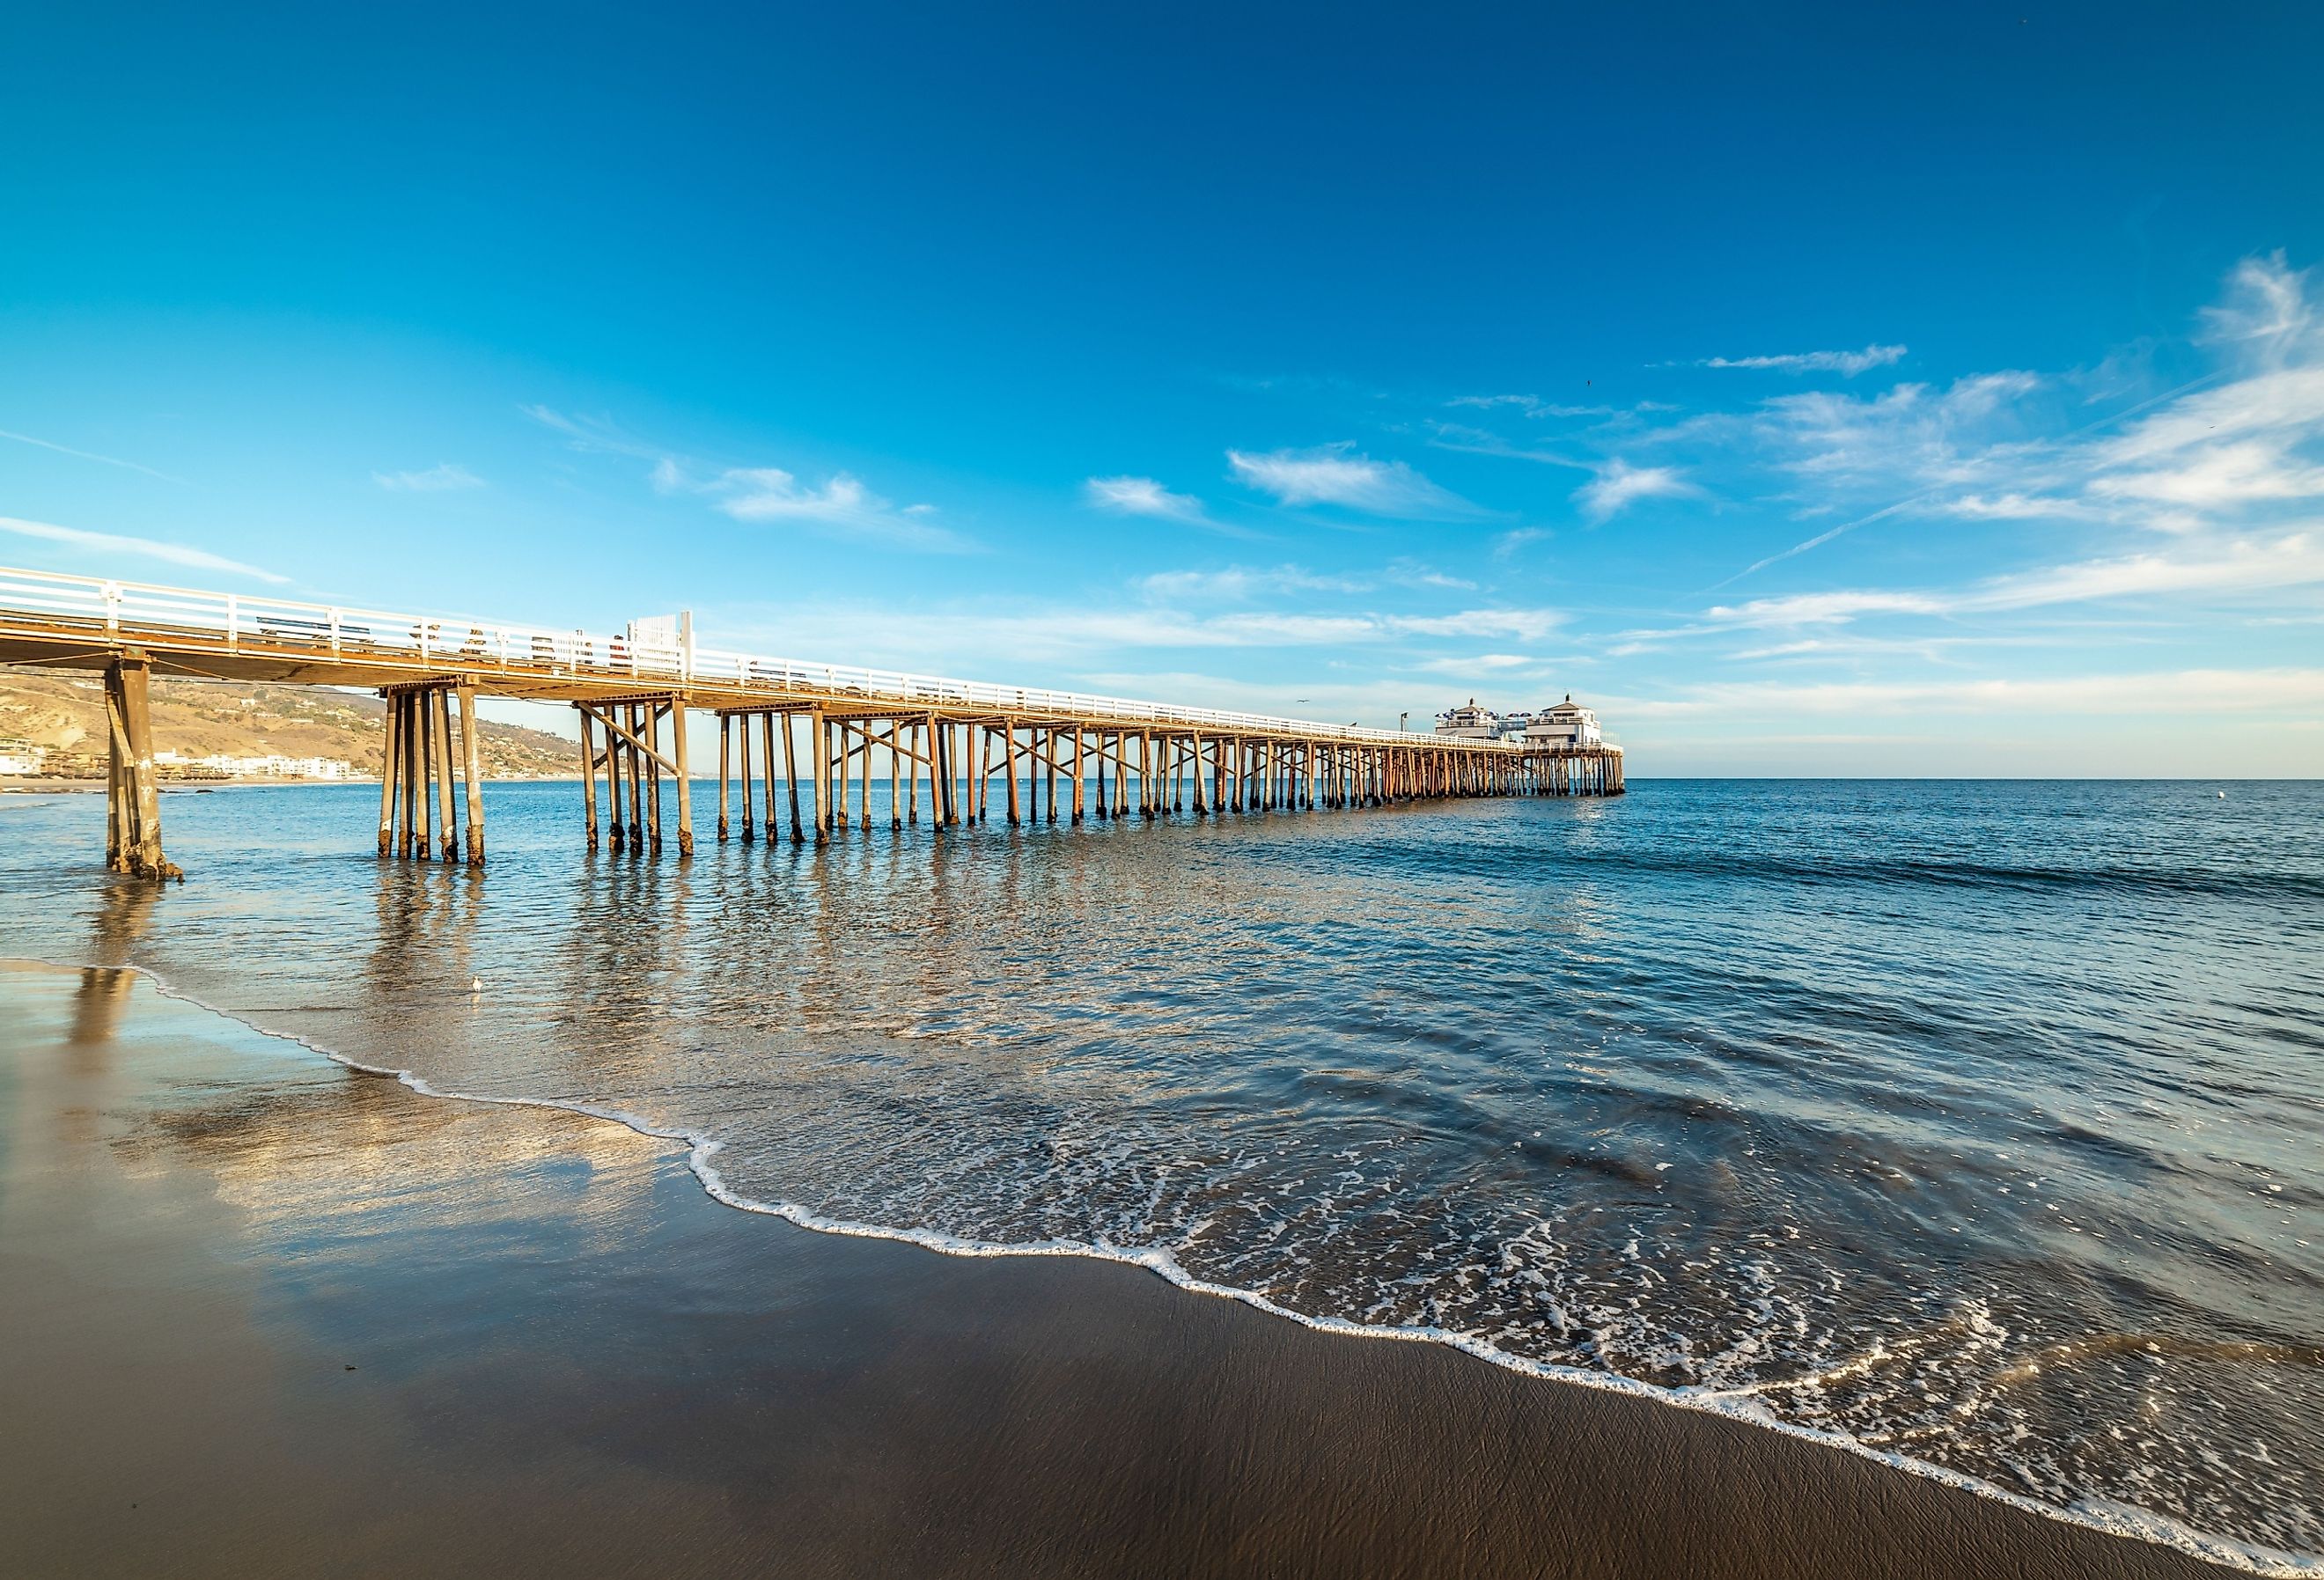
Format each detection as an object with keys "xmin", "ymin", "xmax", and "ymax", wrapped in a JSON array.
[{"xmin": 0, "ymin": 567, "xmax": 1624, "ymax": 878}]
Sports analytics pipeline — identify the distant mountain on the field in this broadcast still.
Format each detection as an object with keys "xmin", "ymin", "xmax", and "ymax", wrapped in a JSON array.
[{"xmin": 0, "ymin": 669, "xmax": 577, "ymax": 778}]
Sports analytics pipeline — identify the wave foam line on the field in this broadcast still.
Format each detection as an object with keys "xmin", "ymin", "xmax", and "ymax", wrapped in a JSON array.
[{"xmin": 26, "ymin": 952, "xmax": 2318, "ymax": 1580}]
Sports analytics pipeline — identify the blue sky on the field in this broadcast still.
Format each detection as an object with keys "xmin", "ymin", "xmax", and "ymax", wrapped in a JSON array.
[{"xmin": 4, "ymin": 2, "xmax": 2322, "ymax": 773}]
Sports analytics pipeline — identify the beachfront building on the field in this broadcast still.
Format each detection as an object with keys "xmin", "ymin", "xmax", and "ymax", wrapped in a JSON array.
[
  {"xmin": 171, "ymin": 753, "xmax": 356, "ymax": 779},
  {"xmin": 1522, "ymin": 695, "xmax": 1602, "ymax": 750},
  {"xmin": 1434, "ymin": 699, "xmax": 1502, "ymax": 740}
]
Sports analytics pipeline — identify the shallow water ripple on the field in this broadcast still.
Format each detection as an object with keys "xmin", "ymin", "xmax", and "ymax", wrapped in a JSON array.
[{"xmin": 3, "ymin": 777, "xmax": 2318, "ymax": 1568}]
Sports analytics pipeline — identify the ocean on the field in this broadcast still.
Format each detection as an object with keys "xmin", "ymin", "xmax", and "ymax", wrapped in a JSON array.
[{"xmin": 3, "ymin": 777, "xmax": 2317, "ymax": 1572}]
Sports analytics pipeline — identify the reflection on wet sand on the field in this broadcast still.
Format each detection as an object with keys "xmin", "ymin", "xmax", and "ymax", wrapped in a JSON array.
[
  {"xmin": 69, "ymin": 877, "xmax": 158, "ymax": 1055},
  {"xmin": 1, "ymin": 779, "xmax": 2317, "ymax": 1570},
  {"xmin": 0, "ymin": 958, "xmax": 2228, "ymax": 1580}
]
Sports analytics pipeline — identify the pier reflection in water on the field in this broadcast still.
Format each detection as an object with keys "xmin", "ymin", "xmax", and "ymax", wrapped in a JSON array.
[{"xmin": 1, "ymin": 777, "xmax": 2319, "ymax": 1566}]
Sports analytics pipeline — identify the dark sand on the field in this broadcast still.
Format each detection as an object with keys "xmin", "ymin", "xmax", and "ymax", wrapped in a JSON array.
[{"xmin": 0, "ymin": 960, "xmax": 2231, "ymax": 1578}]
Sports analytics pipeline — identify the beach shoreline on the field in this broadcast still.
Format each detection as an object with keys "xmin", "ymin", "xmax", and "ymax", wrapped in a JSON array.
[{"xmin": 0, "ymin": 958, "xmax": 2245, "ymax": 1578}]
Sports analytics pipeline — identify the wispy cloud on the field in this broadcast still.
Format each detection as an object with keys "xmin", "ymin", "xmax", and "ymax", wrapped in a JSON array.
[
  {"xmin": 1693, "ymin": 344, "xmax": 1908, "ymax": 376},
  {"xmin": 531, "ymin": 405, "xmax": 972, "ymax": 553},
  {"xmin": 1227, "ymin": 443, "xmax": 1483, "ymax": 518},
  {"xmin": 1138, "ymin": 561, "xmax": 1480, "ymax": 602},
  {"xmin": 1710, "ymin": 530, "xmax": 2324, "ymax": 627},
  {"xmin": 668, "ymin": 463, "xmax": 972, "ymax": 553},
  {"xmin": 1081, "ymin": 474, "xmax": 1260, "ymax": 537},
  {"xmin": 2199, "ymin": 250, "xmax": 2314, "ymax": 360},
  {"xmin": 0, "ymin": 427, "xmax": 188, "ymax": 485},
  {"xmin": 1620, "ymin": 666, "xmax": 2324, "ymax": 720},
  {"xmin": 1711, "ymin": 255, "xmax": 2324, "ymax": 585},
  {"xmin": 0, "ymin": 515, "xmax": 287, "ymax": 584},
  {"xmin": 1085, "ymin": 474, "xmax": 1203, "ymax": 521},
  {"xmin": 1445, "ymin": 394, "xmax": 1620, "ymax": 419},
  {"xmin": 521, "ymin": 405, "xmax": 666, "ymax": 460},
  {"xmin": 1137, "ymin": 564, "xmax": 1366, "ymax": 600},
  {"xmin": 2089, "ymin": 439, "xmax": 2324, "ymax": 509},
  {"xmin": 1577, "ymin": 460, "xmax": 1699, "ymax": 518},
  {"xmin": 711, "ymin": 594, "xmax": 1563, "ymax": 672},
  {"xmin": 1756, "ymin": 372, "xmax": 2043, "ymax": 488},
  {"xmin": 373, "ymin": 463, "xmax": 485, "ymax": 492}
]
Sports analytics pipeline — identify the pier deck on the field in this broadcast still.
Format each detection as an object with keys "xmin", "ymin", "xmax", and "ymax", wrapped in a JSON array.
[{"xmin": 0, "ymin": 566, "xmax": 1623, "ymax": 878}]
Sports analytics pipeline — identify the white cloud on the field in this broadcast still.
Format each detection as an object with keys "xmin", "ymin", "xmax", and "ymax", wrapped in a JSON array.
[
  {"xmin": 1227, "ymin": 443, "xmax": 1482, "ymax": 518},
  {"xmin": 1085, "ymin": 474, "xmax": 1202, "ymax": 520},
  {"xmin": 2198, "ymin": 251, "xmax": 2316, "ymax": 364},
  {"xmin": 2090, "ymin": 439, "xmax": 2324, "ymax": 508},
  {"xmin": 1417, "ymin": 652, "xmax": 1539, "ymax": 672},
  {"xmin": 710, "ymin": 596, "xmax": 1565, "ymax": 673},
  {"xmin": 373, "ymin": 463, "xmax": 484, "ymax": 492},
  {"xmin": 2092, "ymin": 367, "xmax": 2324, "ymax": 470},
  {"xmin": 1708, "ymin": 588, "xmax": 1949, "ymax": 627},
  {"xmin": 1136, "ymin": 565, "xmax": 1366, "ymax": 600},
  {"xmin": 707, "ymin": 467, "xmax": 972, "ymax": 553},
  {"xmin": 1577, "ymin": 460, "xmax": 1698, "ymax": 518},
  {"xmin": 1757, "ymin": 372, "xmax": 2043, "ymax": 488},
  {"xmin": 1445, "ymin": 395, "xmax": 1618, "ymax": 418},
  {"xmin": 1620, "ymin": 667, "xmax": 2324, "ymax": 720},
  {"xmin": 526, "ymin": 405, "xmax": 974, "ymax": 551},
  {"xmin": 1392, "ymin": 608, "xmax": 1564, "ymax": 641},
  {"xmin": 521, "ymin": 405, "xmax": 666, "ymax": 460},
  {"xmin": 1713, "ymin": 256, "xmax": 2324, "ymax": 588},
  {"xmin": 1710, "ymin": 530, "xmax": 2324, "ymax": 626},
  {"xmin": 1696, "ymin": 344, "xmax": 1908, "ymax": 376},
  {"xmin": 1941, "ymin": 492, "xmax": 2114, "ymax": 522},
  {"xmin": 0, "ymin": 514, "xmax": 288, "ymax": 584},
  {"xmin": 1136, "ymin": 561, "xmax": 1475, "ymax": 602},
  {"xmin": 0, "ymin": 427, "xmax": 188, "ymax": 484}
]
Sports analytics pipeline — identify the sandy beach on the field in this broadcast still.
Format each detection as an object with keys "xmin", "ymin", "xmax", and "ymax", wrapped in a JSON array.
[{"xmin": 0, "ymin": 958, "xmax": 2235, "ymax": 1579}]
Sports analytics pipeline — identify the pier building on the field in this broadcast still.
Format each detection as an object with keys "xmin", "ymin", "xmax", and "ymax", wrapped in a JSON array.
[
  {"xmin": 1434, "ymin": 700, "xmax": 1503, "ymax": 739},
  {"xmin": 1523, "ymin": 696, "xmax": 1603, "ymax": 750}
]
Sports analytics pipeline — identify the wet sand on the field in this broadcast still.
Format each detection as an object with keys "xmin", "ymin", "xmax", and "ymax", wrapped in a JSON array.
[{"xmin": 0, "ymin": 959, "xmax": 2231, "ymax": 1578}]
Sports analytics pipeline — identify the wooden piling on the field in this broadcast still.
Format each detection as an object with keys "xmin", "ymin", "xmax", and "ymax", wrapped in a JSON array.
[
  {"xmin": 401, "ymin": 693, "xmax": 423, "ymax": 859},
  {"xmin": 884, "ymin": 721, "xmax": 899, "ymax": 830},
  {"xmin": 106, "ymin": 723, "xmax": 127, "ymax": 870},
  {"xmin": 854, "ymin": 721, "xmax": 871, "ymax": 833},
  {"xmin": 622, "ymin": 706, "xmax": 644, "ymax": 853},
  {"xmin": 379, "ymin": 690, "xmax": 401, "ymax": 857},
  {"xmin": 607, "ymin": 707, "xmax": 627, "ymax": 851},
  {"xmin": 102, "ymin": 654, "xmax": 175, "ymax": 879},
  {"xmin": 454, "ymin": 685, "xmax": 485, "ymax": 865},
  {"xmin": 432, "ymin": 687, "xmax": 459, "ymax": 862},
  {"xmin": 579, "ymin": 709, "xmax": 599, "ymax": 851},
  {"xmin": 670, "ymin": 700, "xmax": 693, "ymax": 856},
  {"xmin": 809, "ymin": 709, "xmax": 829, "ymax": 844}
]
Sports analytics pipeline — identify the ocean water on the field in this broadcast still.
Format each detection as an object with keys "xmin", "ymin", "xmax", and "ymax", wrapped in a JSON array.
[{"xmin": 3, "ymin": 777, "xmax": 2319, "ymax": 1571}]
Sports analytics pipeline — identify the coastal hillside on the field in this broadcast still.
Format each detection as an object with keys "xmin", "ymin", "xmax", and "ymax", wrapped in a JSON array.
[{"xmin": 0, "ymin": 668, "xmax": 576, "ymax": 778}]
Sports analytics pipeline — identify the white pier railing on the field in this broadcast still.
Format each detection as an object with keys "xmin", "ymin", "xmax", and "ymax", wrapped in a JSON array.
[{"xmin": 0, "ymin": 564, "xmax": 1534, "ymax": 751}]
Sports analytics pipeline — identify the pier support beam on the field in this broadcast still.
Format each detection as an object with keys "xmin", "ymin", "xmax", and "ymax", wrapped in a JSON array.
[
  {"xmin": 457, "ymin": 685, "xmax": 485, "ymax": 866},
  {"xmin": 379, "ymin": 680, "xmax": 484, "ymax": 866},
  {"xmin": 671, "ymin": 700, "xmax": 693, "ymax": 857},
  {"xmin": 572, "ymin": 694, "xmax": 690, "ymax": 857},
  {"xmin": 102, "ymin": 650, "xmax": 179, "ymax": 881},
  {"xmin": 432, "ymin": 687, "xmax": 459, "ymax": 863}
]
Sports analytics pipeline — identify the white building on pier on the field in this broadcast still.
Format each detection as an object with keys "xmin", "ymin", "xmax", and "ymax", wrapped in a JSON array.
[
  {"xmin": 1522, "ymin": 695, "xmax": 1602, "ymax": 750},
  {"xmin": 1434, "ymin": 699, "xmax": 1502, "ymax": 739}
]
